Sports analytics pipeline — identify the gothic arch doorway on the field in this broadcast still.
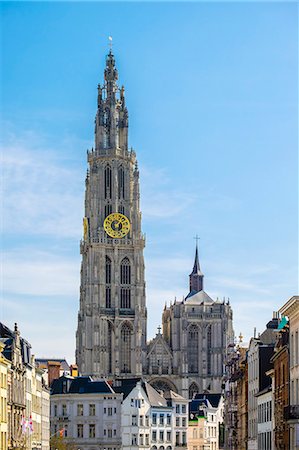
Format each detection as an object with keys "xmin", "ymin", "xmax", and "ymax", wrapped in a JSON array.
[{"xmin": 149, "ymin": 378, "xmax": 178, "ymax": 393}]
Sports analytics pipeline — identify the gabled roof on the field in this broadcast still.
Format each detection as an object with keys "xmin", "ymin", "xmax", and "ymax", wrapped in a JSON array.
[
  {"xmin": 113, "ymin": 378, "xmax": 168, "ymax": 407},
  {"xmin": 143, "ymin": 382, "xmax": 167, "ymax": 407},
  {"xmin": 147, "ymin": 333, "xmax": 172, "ymax": 358},
  {"xmin": 192, "ymin": 393, "xmax": 222, "ymax": 409},
  {"xmin": 113, "ymin": 378, "xmax": 143, "ymax": 399},
  {"xmin": 163, "ymin": 390, "xmax": 186, "ymax": 402}
]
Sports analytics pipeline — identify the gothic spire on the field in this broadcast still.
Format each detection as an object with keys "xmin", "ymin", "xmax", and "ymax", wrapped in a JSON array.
[
  {"xmin": 104, "ymin": 50, "xmax": 118, "ymax": 101},
  {"xmin": 191, "ymin": 244, "xmax": 201, "ymax": 275},
  {"xmin": 95, "ymin": 49, "xmax": 128, "ymax": 153},
  {"xmin": 189, "ymin": 243, "xmax": 204, "ymax": 293}
]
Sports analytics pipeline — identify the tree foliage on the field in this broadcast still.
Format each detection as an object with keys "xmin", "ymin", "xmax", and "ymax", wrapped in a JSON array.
[{"xmin": 50, "ymin": 436, "xmax": 76, "ymax": 450}]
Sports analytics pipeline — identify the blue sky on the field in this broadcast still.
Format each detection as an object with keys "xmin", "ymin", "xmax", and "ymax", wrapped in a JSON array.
[{"xmin": 1, "ymin": 2, "xmax": 298, "ymax": 363}]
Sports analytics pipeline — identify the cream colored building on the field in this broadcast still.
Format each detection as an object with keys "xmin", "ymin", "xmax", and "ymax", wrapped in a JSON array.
[
  {"xmin": 188, "ymin": 413, "xmax": 205, "ymax": 450},
  {"xmin": 0, "ymin": 341, "xmax": 10, "ymax": 450},
  {"xmin": 0, "ymin": 322, "xmax": 50, "ymax": 450},
  {"xmin": 189, "ymin": 394, "xmax": 224, "ymax": 450},
  {"xmin": 280, "ymin": 295, "xmax": 299, "ymax": 450}
]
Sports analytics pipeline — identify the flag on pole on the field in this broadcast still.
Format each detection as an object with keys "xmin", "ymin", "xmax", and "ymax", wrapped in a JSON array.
[
  {"xmin": 28, "ymin": 416, "xmax": 33, "ymax": 435},
  {"xmin": 21, "ymin": 416, "xmax": 27, "ymax": 434}
]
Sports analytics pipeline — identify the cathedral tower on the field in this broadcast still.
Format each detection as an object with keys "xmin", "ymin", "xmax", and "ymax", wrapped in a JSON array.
[{"xmin": 76, "ymin": 50, "xmax": 147, "ymax": 378}]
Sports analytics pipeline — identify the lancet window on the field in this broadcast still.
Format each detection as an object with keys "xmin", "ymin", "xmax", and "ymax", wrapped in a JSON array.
[
  {"xmin": 105, "ymin": 257, "xmax": 111, "ymax": 308},
  {"xmin": 120, "ymin": 257, "xmax": 131, "ymax": 309},
  {"xmin": 187, "ymin": 325, "xmax": 199, "ymax": 373},
  {"xmin": 118, "ymin": 166, "xmax": 125, "ymax": 199},
  {"xmin": 104, "ymin": 166, "xmax": 112, "ymax": 199},
  {"xmin": 120, "ymin": 323, "xmax": 131, "ymax": 373}
]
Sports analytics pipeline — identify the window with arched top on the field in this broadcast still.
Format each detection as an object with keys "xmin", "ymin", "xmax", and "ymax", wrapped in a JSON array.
[
  {"xmin": 104, "ymin": 166, "xmax": 112, "ymax": 199},
  {"xmin": 118, "ymin": 166, "xmax": 125, "ymax": 199},
  {"xmin": 189, "ymin": 382, "xmax": 199, "ymax": 399},
  {"xmin": 188, "ymin": 325, "xmax": 199, "ymax": 373},
  {"xmin": 120, "ymin": 257, "xmax": 131, "ymax": 308},
  {"xmin": 120, "ymin": 257, "xmax": 131, "ymax": 284},
  {"xmin": 120, "ymin": 323, "xmax": 131, "ymax": 373},
  {"xmin": 105, "ymin": 257, "xmax": 111, "ymax": 308},
  {"xmin": 207, "ymin": 325, "xmax": 212, "ymax": 375}
]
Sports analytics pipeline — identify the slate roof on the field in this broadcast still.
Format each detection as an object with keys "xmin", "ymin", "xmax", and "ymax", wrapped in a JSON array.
[
  {"xmin": 51, "ymin": 375, "xmax": 115, "ymax": 395},
  {"xmin": 35, "ymin": 358, "xmax": 70, "ymax": 372},
  {"xmin": 185, "ymin": 290, "xmax": 214, "ymax": 304},
  {"xmin": 190, "ymin": 393, "xmax": 222, "ymax": 411},
  {"xmin": 0, "ymin": 323, "xmax": 32, "ymax": 365},
  {"xmin": 113, "ymin": 378, "xmax": 142, "ymax": 399}
]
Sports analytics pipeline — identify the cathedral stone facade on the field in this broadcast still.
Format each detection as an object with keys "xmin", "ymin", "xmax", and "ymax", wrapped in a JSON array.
[{"xmin": 76, "ymin": 50, "xmax": 234, "ymax": 399}]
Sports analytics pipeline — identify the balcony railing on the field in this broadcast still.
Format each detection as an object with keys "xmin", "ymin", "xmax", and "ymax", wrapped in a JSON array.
[{"xmin": 284, "ymin": 405, "xmax": 299, "ymax": 420}]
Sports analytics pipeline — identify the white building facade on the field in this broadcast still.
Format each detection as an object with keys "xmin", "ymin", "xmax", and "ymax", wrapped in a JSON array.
[
  {"xmin": 50, "ymin": 376, "xmax": 122, "ymax": 450},
  {"xmin": 117, "ymin": 379, "xmax": 188, "ymax": 450},
  {"xmin": 257, "ymin": 389, "xmax": 273, "ymax": 450}
]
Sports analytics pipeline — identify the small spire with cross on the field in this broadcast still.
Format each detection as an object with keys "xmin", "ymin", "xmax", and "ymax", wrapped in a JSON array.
[
  {"xmin": 189, "ymin": 235, "xmax": 204, "ymax": 293},
  {"xmin": 193, "ymin": 234, "xmax": 200, "ymax": 248}
]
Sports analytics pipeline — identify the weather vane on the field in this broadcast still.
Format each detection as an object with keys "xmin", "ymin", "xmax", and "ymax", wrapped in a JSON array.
[{"xmin": 108, "ymin": 36, "xmax": 113, "ymax": 51}]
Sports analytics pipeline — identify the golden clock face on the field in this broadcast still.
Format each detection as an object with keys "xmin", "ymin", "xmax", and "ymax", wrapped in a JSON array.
[{"xmin": 103, "ymin": 213, "xmax": 131, "ymax": 239}]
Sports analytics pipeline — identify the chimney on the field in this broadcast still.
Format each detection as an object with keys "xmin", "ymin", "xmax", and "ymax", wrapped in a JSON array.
[
  {"xmin": 48, "ymin": 361, "xmax": 61, "ymax": 386},
  {"xmin": 70, "ymin": 364, "xmax": 78, "ymax": 378}
]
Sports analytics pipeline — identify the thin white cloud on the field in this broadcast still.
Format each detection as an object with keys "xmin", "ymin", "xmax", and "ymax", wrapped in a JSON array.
[
  {"xmin": 2, "ymin": 250, "xmax": 79, "ymax": 297},
  {"xmin": 1, "ymin": 127, "xmax": 85, "ymax": 239},
  {"xmin": 140, "ymin": 165, "xmax": 197, "ymax": 219}
]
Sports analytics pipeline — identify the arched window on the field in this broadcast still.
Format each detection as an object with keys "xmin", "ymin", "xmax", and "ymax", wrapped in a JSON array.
[
  {"xmin": 189, "ymin": 382, "xmax": 199, "ymax": 399},
  {"xmin": 120, "ymin": 323, "xmax": 131, "ymax": 373},
  {"xmin": 120, "ymin": 257, "xmax": 131, "ymax": 284},
  {"xmin": 104, "ymin": 165, "xmax": 112, "ymax": 199},
  {"xmin": 120, "ymin": 257, "xmax": 131, "ymax": 309},
  {"xmin": 207, "ymin": 325, "xmax": 212, "ymax": 375},
  {"xmin": 118, "ymin": 166, "xmax": 125, "ymax": 199},
  {"xmin": 105, "ymin": 257, "xmax": 111, "ymax": 308},
  {"xmin": 188, "ymin": 325, "xmax": 199, "ymax": 373}
]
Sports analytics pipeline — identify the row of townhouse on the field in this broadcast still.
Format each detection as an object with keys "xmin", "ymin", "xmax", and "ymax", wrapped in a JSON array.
[
  {"xmin": 0, "ymin": 322, "xmax": 50, "ymax": 450},
  {"xmin": 224, "ymin": 295, "xmax": 299, "ymax": 450},
  {"xmin": 50, "ymin": 376, "xmax": 189, "ymax": 450},
  {"xmin": 50, "ymin": 374, "xmax": 225, "ymax": 450}
]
